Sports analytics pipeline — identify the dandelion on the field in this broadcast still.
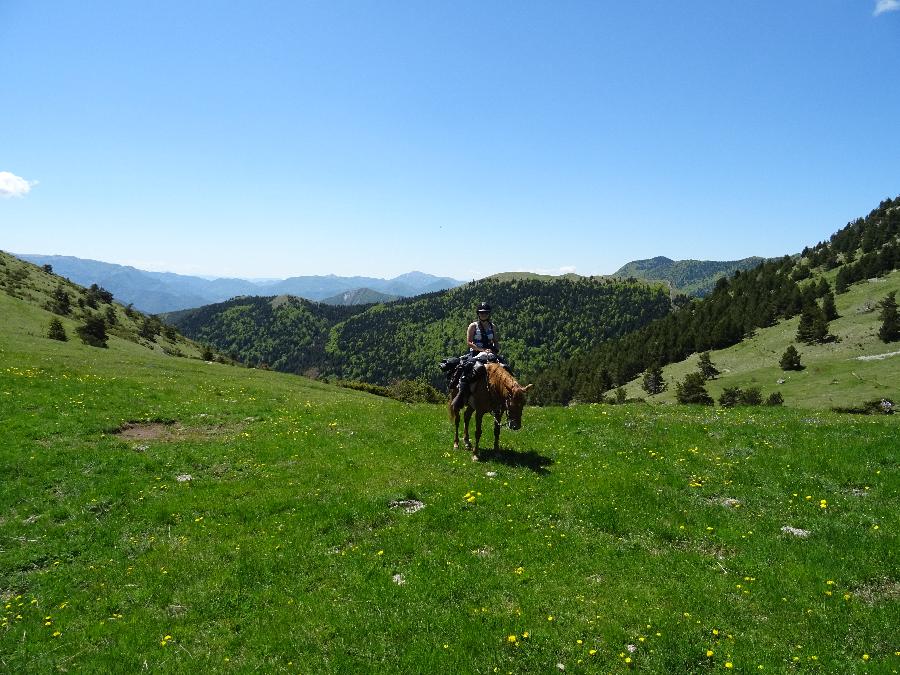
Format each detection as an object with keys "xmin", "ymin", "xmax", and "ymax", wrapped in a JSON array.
[
  {"xmin": 547, "ymin": 615, "xmax": 554, "ymax": 621},
  {"xmin": 726, "ymin": 663, "xmax": 734, "ymax": 669},
  {"xmin": 707, "ymin": 650, "xmax": 714, "ymax": 657},
  {"xmin": 862, "ymin": 654, "xmax": 869, "ymax": 661},
  {"xmin": 508, "ymin": 635, "xmax": 517, "ymax": 644}
]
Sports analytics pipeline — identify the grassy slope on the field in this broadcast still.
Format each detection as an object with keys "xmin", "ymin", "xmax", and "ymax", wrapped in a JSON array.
[
  {"xmin": 625, "ymin": 269, "xmax": 900, "ymax": 409},
  {"xmin": 1, "ymin": 291, "xmax": 898, "ymax": 673}
]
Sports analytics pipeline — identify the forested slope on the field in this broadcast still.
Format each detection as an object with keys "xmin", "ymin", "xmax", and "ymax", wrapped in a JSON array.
[
  {"xmin": 612, "ymin": 256, "xmax": 765, "ymax": 297},
  {"xmin": 166, "ymin": 277, "xmax": 673, "ymax": 387},
  {"xmin": 534, "ymin": 196, "xmax": 900, "ymax": 404},
  {"xmin": 164, "ymin": 296, "xmax": 368, "ymax": 375},
  {"xmin": 327, "ymin": 276, "xmax": 672, "ymax": 386}
]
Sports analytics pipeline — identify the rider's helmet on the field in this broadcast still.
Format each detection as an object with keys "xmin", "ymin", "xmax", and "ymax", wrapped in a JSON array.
[{"xmin": 477, "ymin": 302, "xmax": 492, "ymax": 313}]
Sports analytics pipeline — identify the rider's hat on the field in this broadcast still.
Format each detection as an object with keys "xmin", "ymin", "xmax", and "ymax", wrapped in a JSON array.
[{"xmin": 477, "ymin": 302, "xmax": 492, "ymax": 313}]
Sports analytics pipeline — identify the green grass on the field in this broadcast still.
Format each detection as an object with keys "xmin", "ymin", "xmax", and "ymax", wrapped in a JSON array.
[
  {"xmin": 2, "ymin": 284, "xmax": 899, "ymax": 673},
  {"xmin": 626, "ymin": 269, "xmax": 900, "ymax": 409}
]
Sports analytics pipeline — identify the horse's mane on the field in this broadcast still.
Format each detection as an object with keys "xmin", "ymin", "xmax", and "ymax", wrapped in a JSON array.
[{"xmin": 487, "ymin": 363, "xmax": 521, "ymax": 394}]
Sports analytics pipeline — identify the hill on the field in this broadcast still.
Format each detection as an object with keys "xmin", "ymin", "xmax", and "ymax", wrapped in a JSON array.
[
  {"xmin": 166, "ymin": 276, "xmax": 673, "ymax": 387},
  {"xmin": 163, "ymin": 295, "xmax": 368, "ymax": 375},
  {"xmin": 320, "ymin": 287, "xmax": 400, "ymax": 306},
  {"xmin": 1, "ymin": 253, "xmax": 897, "ymax": 672},
  {"xmin": 623, "ymin": 268, "xmax": 900, "ymax": 408},
  {"xmin": 0, "ymin": 250, "xmax": 203, "ymax": 360},
  {"xmin": 14, "ymin": 254, "xmax": 464, "ymax": 313},
  {"xmin": 535, "ymin": 196, "xmax": 900, "ymax": 406},
  {"xmin": 612, "ymin": 256, "xmax": 766, "ymax": 297}
]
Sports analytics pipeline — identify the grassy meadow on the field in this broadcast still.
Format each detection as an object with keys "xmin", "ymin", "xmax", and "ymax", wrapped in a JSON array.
[{"xmin": 1, "ymin": 287, "xmax": 899, "ymax": 673}]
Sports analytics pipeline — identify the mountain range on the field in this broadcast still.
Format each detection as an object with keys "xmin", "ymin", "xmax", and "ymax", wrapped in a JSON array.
[{"xmin": 14, "ymin": 254, "xmax": 463, "ymax": 313}]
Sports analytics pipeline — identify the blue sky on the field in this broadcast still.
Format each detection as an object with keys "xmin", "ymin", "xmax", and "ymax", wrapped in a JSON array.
[{"xmin": 2, "ymin": 2, "xmax": 899, "ymax": 280}]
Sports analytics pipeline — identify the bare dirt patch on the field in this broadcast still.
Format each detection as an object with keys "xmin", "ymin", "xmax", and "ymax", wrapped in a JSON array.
[
  {"xmin": 114, "ymin": 422, "xmax": 173, "ymax": 440},
  {"xmin": 852, "ymin": 577, "xmax": 900, "ymax": 605}
]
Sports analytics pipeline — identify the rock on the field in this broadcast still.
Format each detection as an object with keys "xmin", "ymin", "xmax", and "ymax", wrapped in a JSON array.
[
  {"xmin": 389, "ymin": 499, "xmax": 425, "ymax": 514},
  {"xmin": 392, "ymin": 573, "xmax": 406, "ymax": 586},
  {"xmin": 175, "ymin": 474, "xmax": 192, "ymax": 483},
  {"xmin": 781, "ymin": 525, "xmax": 810, "ymax": 538}
]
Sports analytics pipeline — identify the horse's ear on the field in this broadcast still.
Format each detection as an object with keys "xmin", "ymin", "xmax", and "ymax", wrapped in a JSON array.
[{"xmin": 523, "ymin": 384, "xmax": 533, "ymax": 392}]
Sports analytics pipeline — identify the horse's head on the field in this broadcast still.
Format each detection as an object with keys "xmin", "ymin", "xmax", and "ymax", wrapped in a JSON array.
[{"xmin": 506, "ymin": 383, "xmax": 533, "ymax": 430}]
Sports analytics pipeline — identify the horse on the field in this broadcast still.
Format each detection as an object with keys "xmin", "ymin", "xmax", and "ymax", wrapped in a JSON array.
[{"xmin": 449, "ymin": 362, "xmax": 532, "ymax": 461}]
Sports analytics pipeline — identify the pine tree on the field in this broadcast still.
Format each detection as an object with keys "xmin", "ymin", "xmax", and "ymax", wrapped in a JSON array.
[
  {"xmin": 779, "ymin": 345, "xmax": 803, "ymax": 371},
  {"xmin": 697, "ymin": 351, "xmax": 720, "ymax": 380},
  {"xmin": 51, "ymin": 285, "xmax": 71, "ymax": 315},
  {"xmin": 878, "ymin": 291, "xmax": 900, "ymax": 343},
  {"xmin": 821, "ymin": 291, "xmax": 839, "ymax": 321},
  {"xmin": 796, "ymin": 303, "xmax": 829, "ymax": 344},
  {"xmin": 76, "ymin": 316, "xmax": 108, "ymax": 348},
  {"xmin": 641, "ymin": 364, "xmax": 667, "ymax": 395},
  {"xmin": 47, "ymin": 317, "xmax": 67, "ymax": 342},
  {"xmin": 675, "ymin": 372, "xmax": 713, "ymax": 405}
]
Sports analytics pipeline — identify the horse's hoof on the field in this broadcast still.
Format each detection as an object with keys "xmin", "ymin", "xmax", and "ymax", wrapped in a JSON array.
[
  {"xmin": 453, "ymin": 442, "xmax": 459, "ymax": 450},
  {"xmin": 471, "ymin": 454, "xmax": 479, "ymax": 462}
]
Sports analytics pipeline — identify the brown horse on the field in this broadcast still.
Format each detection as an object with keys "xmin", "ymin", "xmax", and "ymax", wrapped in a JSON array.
[{"xmin": 449, "ymin": 363, "xmax": 532, "ymax": 461}]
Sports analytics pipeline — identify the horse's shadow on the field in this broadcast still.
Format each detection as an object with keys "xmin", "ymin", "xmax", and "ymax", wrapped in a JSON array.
[{"xmin": 480, "ymin": 447, "xmax": 554, "ymax": 475}]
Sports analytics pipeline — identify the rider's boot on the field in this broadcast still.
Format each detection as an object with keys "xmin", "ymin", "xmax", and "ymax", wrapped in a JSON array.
[{"xmin": 451, "ymin": 375, "xmax": 469, "ymax": 412}]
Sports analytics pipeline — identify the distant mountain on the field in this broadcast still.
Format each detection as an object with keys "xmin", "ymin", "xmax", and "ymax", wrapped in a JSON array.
[
  {"xmin": 320, "ymin": 288, "xmax": 399, "ymax": 306},
  {"xmin": 14, "ymin": 255, "xmax": 464, "ymax": 313},
  {"xmin": 611, "ymin": 256, "xmax": 765, "ymax": 297}
]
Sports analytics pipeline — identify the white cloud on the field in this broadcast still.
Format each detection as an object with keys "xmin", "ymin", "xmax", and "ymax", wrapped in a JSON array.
[
  {"xmin": 874, "ymin": 0, "xmax": 900, "ymax": 16},
  {"xmin": 0, "ymin": 171, "xmax": 37, "ymax": 198}
]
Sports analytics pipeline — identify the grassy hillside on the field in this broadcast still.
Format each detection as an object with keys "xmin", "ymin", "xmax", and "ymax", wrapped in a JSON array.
[
  {"xmin": 612, "ymin": 257, "xmax": 765, "ymax": 297},
  {"xmin": 0, "ymin": 251, "xmax": 202, "ymax": 360},
  {"xmin": 2, "ymin": 262, "xmax": 898, "ymax": 672},
  {"xmin": 624, "ymin": 269, "xmax": 900, "ymax": 409}
]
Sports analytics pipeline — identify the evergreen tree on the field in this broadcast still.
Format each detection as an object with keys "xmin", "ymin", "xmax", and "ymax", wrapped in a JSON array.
[
  {"xmin": 51, "ymin": 285, "xmax": 71, "ymax": 315},
  {"xmin": 779, "ymin": 345, "xmax": 803, "ymax": 371},
  {"xmin": 105, "ymin": 305, "xmax": 118, "ymax": 325},
  {"xmin": 614, "ymin": 386, "xmax": 626, "ymax": 404},
  {"xmin": 675, "ymin": 372, "xmax": 713, "ymax": 405},
  {"xmin": 76, "ymin": 316, "xmax": 108, "ymax": 348},
  {"xmin": 47, "ymin": 317, "xmax": 67, "ymax": 342},
  {"xmin": 821, "ymin": 291, "xmax": 839, "ymax": 321},
  {"xmin": 878, "ymin": 291, "xmax": 900, "ymax": 343},
  {"xmin": 697, "ymin": 351, "xmax": 720, "ymax": 380},
  {"xmin": 641, "ymin": 364, "xmax": 667, "ymax": 395},
  {"xmin": 796, "ymin": 303, "xmax": 829, "ymax": 344}
]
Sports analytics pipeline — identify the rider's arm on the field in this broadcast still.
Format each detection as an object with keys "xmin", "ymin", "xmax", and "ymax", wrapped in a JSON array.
[{"xmin": 466, "ymin": 322, "xmax": 481, "ymax": 352}]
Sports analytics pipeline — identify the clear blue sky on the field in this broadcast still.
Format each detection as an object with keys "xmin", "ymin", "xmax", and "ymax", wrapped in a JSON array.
[{"xmin": 2, "ymin": 1, "xmax": 899, "ymax": 280}]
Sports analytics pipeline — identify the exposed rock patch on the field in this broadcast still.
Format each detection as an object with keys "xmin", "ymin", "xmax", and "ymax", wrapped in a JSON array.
[{"xmin": 389, "ymin": 499, "xmax": 425, "ymax": 514}]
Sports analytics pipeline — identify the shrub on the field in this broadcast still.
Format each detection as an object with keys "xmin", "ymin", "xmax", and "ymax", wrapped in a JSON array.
[
  {"xmin": 718, "ymin": 386, "xmax": 763, "ymax": 407},
  {"xmin": 76, "ymin": 316, "xmax": 108, "ymax": 348},
  {"xmin": 766, "ymin": 391, "xmax": 784, "ymax": 406},
  {"xmin": 51, "ymin": 285, "xmax": 71, "ymax": 315},
  {"xmin": 47, "ymin": 317, "xmax": 68, "ymax": 342},
  {"xmin": 675, "ymin": 372, "xmax": 713, "ymax": 405},
  {"xmin": 878, "ymin": 291, "xmax": 900, "ymax": 343}
]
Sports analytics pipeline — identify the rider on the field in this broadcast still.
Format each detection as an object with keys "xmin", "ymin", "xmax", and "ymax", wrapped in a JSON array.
[{"xmin": 451, "ymin": 302, "xmax": 500, "ymax": 412}]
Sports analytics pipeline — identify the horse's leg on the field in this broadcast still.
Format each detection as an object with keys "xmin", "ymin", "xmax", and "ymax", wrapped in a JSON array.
[
  {"xmin": 493, "ymin": 416, "xmax": 501, "ymax": 453},
  {"xmin": 452, "ymin": 409, "xmax": 460, "ymax": 450},
  {"xmin": 473, "ymin": 411, "xmax": 484, "ymax": 461},
  {"xmin": 463, "ymin": 407, "xmax": 474, "ymax": 450}
]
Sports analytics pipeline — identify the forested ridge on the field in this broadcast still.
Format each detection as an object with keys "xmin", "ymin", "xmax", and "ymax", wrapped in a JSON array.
[
  {"xmin": 164, "ymin": 296, "xmax": 368, "ymax": 375},
  {"xmin": 612, "ymin": 256, "xmax": 766, "ymax": 297},
  {"xmin": 531, "ymin": 196, "xmax": 900, "ymax": 404},
  {"xmin": 328, "ymin": 276, "xmax": 671, "ymax": 386},
  {"xmin": 166, "ymin": 278, "xmax": 672, "ymax": 387}
]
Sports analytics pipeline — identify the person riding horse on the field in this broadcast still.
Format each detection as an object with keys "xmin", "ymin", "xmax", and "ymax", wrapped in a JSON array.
[{"xmin": 450, "ymin": 302, "xmax": 500, "ymax": 413}]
